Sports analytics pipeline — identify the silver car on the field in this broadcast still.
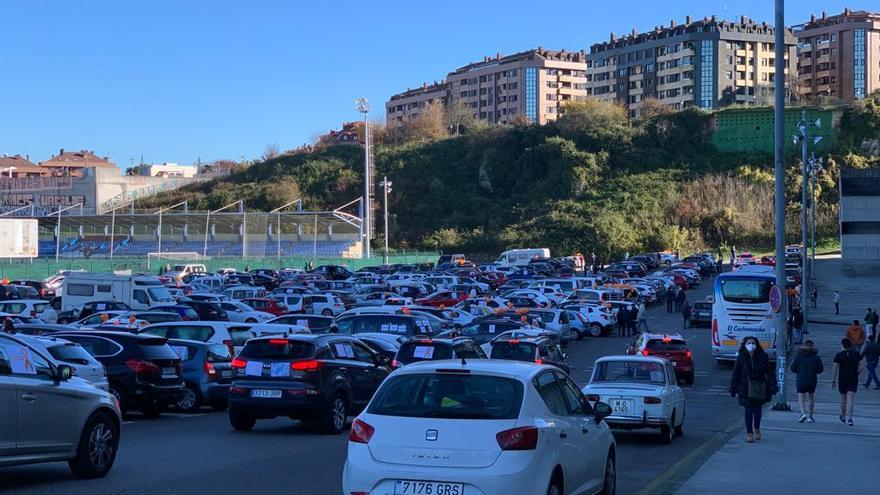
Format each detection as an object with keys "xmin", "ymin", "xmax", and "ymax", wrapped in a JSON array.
[
  {"xmin": 0, "ymin": 332, "xmax": 122, "ymax": 478},
  {"xmin": 17, "ymin": 334, "xmax": 109, "ymax": 391}
]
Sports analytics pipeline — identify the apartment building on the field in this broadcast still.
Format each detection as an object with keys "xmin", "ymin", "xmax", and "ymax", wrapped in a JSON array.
[
  {"xmin": 385, "ymin": 48, "xmax": 589, "ymax": 127},
  {"xmin": 587, "ymin": 15, "xmax": 797, "ymax": 118},
  {"xmin": 794, "ymin": 9, "xmax": 880, "ymax": 102}
]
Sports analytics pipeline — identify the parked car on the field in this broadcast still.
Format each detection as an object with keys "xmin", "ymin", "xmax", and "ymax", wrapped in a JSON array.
[
  {"xmin": 353, "ymin": 333, "xmax": 403, "ymax": 361},
  {"xmin": 138, "ymin": 321, "xmax": 255, "ymax": 356},
  {"xmin": 334, "ymin": 314, "xmax": 440, "ymax": 338},
  {"xmin": 392, "ymin": 335, "xmax": 486, "ymax": 368},
  {"xmin": 177, "ymin": 300, "xmax": 228, "ymax": 321},
  {"xmin": 343, "ymin": 360, "xmax": 617, "ymax": 495},
  {"xmin": 166, "ymin": 339, "xmax": 234, "ymax": 412},
  {"xmin": 15, "ymin": 334, "xmax": 109, "ymax": 391},
  {"xmin": 266, "ymin": 314, "xmax": 334, "ymax": 333},
  {"xmin": 50, "ymin": 331, "xmax": 184, "ymax": 417},
  {"xmin": 582, "ymin": 355, "xmax": 685, "ymax": 443},
  {"xmin": 302, "ymin": 293, "xmax": 346, "ymax": 317},
  {"xmin": 241, "ymin": 297, "xmax": 287, "ymax": 317},
  {"xmin": 0, "ymin": 299, "xmax": 53, "ymax": 319},
  {"xmin": 149, "ymin": 304, "xmax": 201, "ymax": 321},
  {"xmin": 218, "ymin": 300, "xmax": 275, "ymax": 323},
  {"xmin": 488, "ymin": 336, "xmax": 571, "ymax": 375},
  {"xmin": 57, "ymin": 300, "xmax": 131, "ymax": 324},
  {"xmin": 228, "ymin": 334, "xmax": 391, "ymax": 433},
  {"xmin": 626, "ymin": 333, "xmax": 695, "ymax": 385},
  {"xmin": 691, "ymin": 301, "xmax": 713, "ymax": 328},
  {"xmin": 457, "ymin": 318, "xmax": 524, "ymax": 345},
  {"xmin": 107, "ymin": 311, "xmax": 183, "ymax": 326},
  {"xmin": 0, "ymin": 332, "xmax": 122, "ymax": 478}
]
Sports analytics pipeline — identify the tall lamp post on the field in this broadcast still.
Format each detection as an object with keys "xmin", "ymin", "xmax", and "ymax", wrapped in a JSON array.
[
  {"xmin": 379, "ymin": 177, "xmax": 392, "ymax": 265},
  {"xmin": 794, "ymin": 113, "xmax": 822, "ymax": 337},
  {"xmin": 355, "ymin": 98, "xmax": 372, "ymax": 259},
  {"xmin": 809, "ymin": 155, "xmax": 824, "ymax": 278}
]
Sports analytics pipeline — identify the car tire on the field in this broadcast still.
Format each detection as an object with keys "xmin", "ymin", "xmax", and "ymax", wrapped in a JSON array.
[
  {"xmin": 322, "ymin": 394, "xmax": 348, "ymax": 434},
  {"xmin": 660, "ymin": 420, "xmax": 674, "ymax": 444},
  {"xmin": 229, "ymin": 408, "xmax": 256, "ymax": 431},
  {"xmin": 546, "ymin": 472, "xmax": 563, "ymax": 495},
  {"xmin": 674, "ymin": 418, "xmax": 685, "ymax": 437},
  {"xmin": 108, "ymin": 387, "xmax": 126, "ymax": 414},
  {"xmin": 68, "ymin": 411, "xmax": 119, "ymax": 479},
  {"xmin": 175, "ymin": 384, "xmax": 202, "ymax": 413},
  {"xmin": 599, "ymin": 453, "xmax": 616, "ymax": 495},
  {"xmin": 139, "ymin": 402, "xmax": 165, "ymax": 419},
  {"xmin": 322, "ymin": 309, "xmax": 333, "ymax": 317},
  {"xmin": 575, "ymin": 329, "xmax": 585, "ymax": 341},
  {"xmin": 590, "ymin": 323, "xmax": 604, "ymax": 337}
]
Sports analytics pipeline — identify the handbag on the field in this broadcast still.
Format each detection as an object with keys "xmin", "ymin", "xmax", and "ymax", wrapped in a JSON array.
[{"xmin": 747, "ymin": 378, "xmax": 767, "ymax": 400}]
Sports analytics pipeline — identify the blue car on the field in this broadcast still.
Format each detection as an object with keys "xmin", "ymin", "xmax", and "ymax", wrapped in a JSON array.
[{"xmin": 166, "ymin": 339, "xmax": 234, "ymax": 412}]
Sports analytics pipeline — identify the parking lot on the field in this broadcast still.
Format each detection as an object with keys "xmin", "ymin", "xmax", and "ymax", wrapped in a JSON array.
[{"xmin": 1, "ymin": 271, "xmax": 743, "ymax": 495}]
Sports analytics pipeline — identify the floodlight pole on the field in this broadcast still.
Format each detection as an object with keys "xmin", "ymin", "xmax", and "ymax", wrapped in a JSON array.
[
  {"xmin": 356, "ymin": 98, "xmax": 371, "ymax": 259},
  {"xmin": 107, "ymin": 201, "xmax": 133, "ymax": 260},
  {"xmin": 270, "ymin": 199, "xmax": 302, "ymax": 261},
  {"xmin": 204, "ymin": 200, "xmax": 243, "ymax": 258}
]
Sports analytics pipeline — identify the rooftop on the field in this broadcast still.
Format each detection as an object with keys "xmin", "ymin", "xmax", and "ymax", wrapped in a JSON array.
[
  {"xmin": 40, "ymin": 149, "xmax": 115, "ymax": 167},
  {"xmin": 793, "ymin": 8, "xmax": 880, "ymax": 31},
  {"xmin": 448, "ymin": 48, "xmax": 587, "ymax": 76}
]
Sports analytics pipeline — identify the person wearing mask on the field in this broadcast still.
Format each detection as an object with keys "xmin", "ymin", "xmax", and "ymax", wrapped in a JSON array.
[
  {"xmin": 681, "ymin": 302, "xmax": 692, "ymax": 330},
  {"xmin": 791, "ymin": 340, "xmax": 824, "ymax": 423},
  {"xmin": 861, "ymin": 334, "xmax": 880, "ymax": 390},
  {"xmin": 832, "ymin": 338, "xmax": 864, "ymax": 426},
  {"xmin": 845, "ymin": 320, "xmax": 866, "ymax": 353},
  {"xmin": 636, "ymin": 301, "xmax": 648, "ymax": 333},
  {"xmin": 729, "ymin": 337, "xmax": 777, "ymax": 442}
]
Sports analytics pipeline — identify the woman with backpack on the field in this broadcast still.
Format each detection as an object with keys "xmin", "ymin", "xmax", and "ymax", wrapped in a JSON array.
[{"xmin": 730, "ymin": 337, "xmax": 778, "ymax": 443}]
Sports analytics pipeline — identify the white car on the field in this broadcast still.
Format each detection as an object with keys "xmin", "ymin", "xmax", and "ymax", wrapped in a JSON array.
[
  {"xmin": 0, "ymin": 299, "xmax": 51, "ymax": 318},
  {"xmin": 561, "ymin": 303, "xmax": 616, "ymax": 338},
  {"xmin": 501, "ymin": 290, "xmax": 557, "ymax": 307},
  {"xmin": 303, "ymin": 293, "xmax": 347, "ymax": 316},
  {"xmin": 478, "ymin": 328, "xmax": 560, "ymax": 356},
  {"xmin": 343, "ymin": 360, "xmax": 617, "ymax": 495},
  {"xmin": 218, "ymin": 300, "xmax": 274, "ymax": 323},
  {"xmin": 582, "ymin": 356, "xmax": 685, "ymax": 444}
]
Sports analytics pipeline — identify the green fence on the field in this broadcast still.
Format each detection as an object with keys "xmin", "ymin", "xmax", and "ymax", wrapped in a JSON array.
[{"xmin": 0, "ymin": 252, "xmax": 440, "ymax": 281}]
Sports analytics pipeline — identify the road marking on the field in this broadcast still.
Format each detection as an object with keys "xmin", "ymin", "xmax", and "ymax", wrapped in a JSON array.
[
  {"xmin": 122, "ymin": 421, "xmax": 135, "ymax": 425},
  {"xmin": 179, "ymin": 413, "xmax": 206, "ymax": 419}
]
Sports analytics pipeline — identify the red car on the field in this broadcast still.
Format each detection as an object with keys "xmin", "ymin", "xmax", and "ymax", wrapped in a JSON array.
[
  {"xmin": 759, "ymin": 256, "xmax": 776, "ymax": 267},
  {"xmin": 626, "ymin": 333, "xmax": 695, "ymax": 384},
  {"xmin": 415, "ymin": 290, "xmax": 469, "ymax": 308},
  {"xmin": 241, "ymin": 297, "xmax": 287, "ymax": 316}
]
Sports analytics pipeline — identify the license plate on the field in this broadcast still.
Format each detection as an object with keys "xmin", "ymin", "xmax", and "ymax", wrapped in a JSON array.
[
  {"xmin": 251, "ymin": 389, "xmax": 282, "ymax": 399},
  {"xmin": 161, "ymin": 367, "xmax": 177, "ymax": 378},
  {"xmin": 609, "ymin": 398, "xmax": 634, "ymax": 415},
  {"xmin": 722, "ymin": 340, "xmax": 738, "ymax": 346},
  {"xmin": 394, "ymin": 480, "xmax": 463, "ymax": 495},
  {"xmin": 221, "ymin": 370, "xmax": 232, "ymax": 378},
  {"xmin": 671, "ymin": 361, "xmax": 677, "ymax": 366}
]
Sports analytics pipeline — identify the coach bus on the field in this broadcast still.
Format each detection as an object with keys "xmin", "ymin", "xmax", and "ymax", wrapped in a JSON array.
[{"xmin": 711, "ymin": 265, "xmax": 778, "ymax": 364}]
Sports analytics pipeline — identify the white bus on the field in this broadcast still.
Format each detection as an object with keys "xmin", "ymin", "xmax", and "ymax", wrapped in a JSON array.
[
  {"xmin": 495, "ymin": 248, "xmax": 550, "ymax": 267},
  {"xmin": 711, "ymin": 267, "xmax": 778, "ymax": 363}
]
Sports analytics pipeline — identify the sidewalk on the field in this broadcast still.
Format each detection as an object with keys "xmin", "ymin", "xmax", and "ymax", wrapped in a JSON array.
[{"xmin": 675, "ymin": 257, "xmax": 880, "ymax": 494}]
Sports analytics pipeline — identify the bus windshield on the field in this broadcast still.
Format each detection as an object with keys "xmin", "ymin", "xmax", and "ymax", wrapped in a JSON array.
[{"xmin": 719, "ymin": 278, "xmax": 772, "ymax": 304}]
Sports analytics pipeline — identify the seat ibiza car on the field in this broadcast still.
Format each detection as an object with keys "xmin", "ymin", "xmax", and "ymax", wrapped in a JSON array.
[{"xmin": 343, "ymin": 360, "xmax": 617, "ymax": 495}]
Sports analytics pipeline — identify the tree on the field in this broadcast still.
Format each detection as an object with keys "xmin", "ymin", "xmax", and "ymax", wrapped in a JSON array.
[
  {"xmin": 637, "ymin": 97, "xmax": 672, "ymax": 121},
  {"xmin": 261, "ymin": 143, "xmax": 280, "ymax": 161},
  {"xmin": 444, "ymin": 101, "xmax": 478, "ymax": 136},
  {"xmin": 263, "ymin": 178, "xmax": 301, "ymax": 210},
  {"xmin": 554, "ymin": 100, "xmax": 632, "ymax": 155}
]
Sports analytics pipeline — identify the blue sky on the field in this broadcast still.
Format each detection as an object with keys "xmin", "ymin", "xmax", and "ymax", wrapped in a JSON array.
[{"xmin": 0, "ymin": 0, "xmax": 853, "ymax": 167}]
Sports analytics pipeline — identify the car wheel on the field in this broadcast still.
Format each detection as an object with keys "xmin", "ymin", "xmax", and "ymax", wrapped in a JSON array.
[
  {"xmin": 175, "ymin": 385, "xmax": 201, "ymax": 413},
  {"xmin": 322, "ymin": 394, "xmax": 348, "ymax": 434},
  {"xmin": 599, "ymin": 454, "xmax": 616, "ymax": 495},
  {"xmin": 322, "ymin": 309, "xmax": 333, "ymax": 317},
  {"xmin": 68, "ymin": 412, "xmax": 119, "ymax": 479},
  {"xmin": 660, "ymin": 420, "xmax": 674, "ymax": 444},
  {"xmin": 108, "ymin": 387, "xmax": 125, "ymax": 414},
  {"xmin": 575, "ymin": 329, "xmax": 585, "ymax": 341},
  {"xmin": 546, "ymin": 473, "xmax": 563, "ymax": 495},
  {"xmin": 590, "ymin": 323, "xmax": 603, "ymax": 337},
  {"xmin": 229, "ymin": 408, "xmax": 256, "ymax": 431},
  {"xmin": 674, "ymin": 418, "xmax": 685, "ymax": 437},
  {"xmin": 139, "ymin": 402, "xmax": 165, "ymax": 419}
]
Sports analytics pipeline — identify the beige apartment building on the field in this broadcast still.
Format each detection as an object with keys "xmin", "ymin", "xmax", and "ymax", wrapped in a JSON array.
[
  {"xmin": 794, "ymin": 9, "xmax": 880, "ymax": 102},
  {"xmin": 385, "ymin": 48, "xmax": 589, "ymax": 126},
  {"xmin": 587, "ymin": 15, "xmax": 797, "ymax": 118}
]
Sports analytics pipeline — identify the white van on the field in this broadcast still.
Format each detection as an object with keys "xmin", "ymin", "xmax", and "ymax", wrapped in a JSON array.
[
  {"xmin": 62, "ymin": 272, "xmax": 173, "ymax": 311},
  {"xmin": 164, "ymin": 264, "xmax": 207, "ymax": 282},
  {"xmin": 222, "ymin": 285, "xmax": 267, "ymax": 300},
  {"xmin": 495, "ymin": 248, "xmax": 551, "ymax": 267}
]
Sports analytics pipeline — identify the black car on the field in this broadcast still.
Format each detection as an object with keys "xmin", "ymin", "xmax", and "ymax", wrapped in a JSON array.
[
  {"xmin": 12, "ymin": 279, "xmax": 55, "ymax": 299},
  {"xmin": 166, "ymin": 339, "xmax": 233, "ymax": 412},
  {"xmin": 266, "ymin": 314, "xmax": 335, "ymax": 333},
  {"xmin": 334, "ymin": 314, "xmax": 440, "ymax": 338},
  {"xmin": 691, "ymin": 301, "xmax": 713, "ymax": 327},
  {"xmin": 488, "ymin": 336, "xmax": 571, "ymax": 375},
  {"xmin": 51, "ymin": 331, "xmax": 184, "ymax": 417},
  {"xmin": 311, "ymin": 265, "xmax": 353, "ymax": 281},
  {"xmin": 228, "ymin": 334, "xmax": 390, "ymax": 433},
  {"xmin": 57, "ymin": 300, "xmax": 131, "ymax": 324},
  {"xmin": 457, "ymin": 318, "xmax": 524, "ymax": 345},
  {"xmin": 392, "ymin": 336, "xmax": 486, "ymax": 368},
  {"xmin": 148, "ymin": 304, "xmax": 201, "ymax": 321},
  {"xmin": 353, "ymin": 333, "xmax": 402, "ymax": 361},
  {"xmin": 178, "ymin": 300, "xmax": 228, "ymax": 321}
]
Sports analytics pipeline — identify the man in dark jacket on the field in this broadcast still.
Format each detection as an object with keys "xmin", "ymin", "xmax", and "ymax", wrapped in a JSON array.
[
  {"xmin": 675, "ymin": 288, "xmax": 687, "ymax": 313},
  {"xmin": 791, "ymin": 340, "xmax": 824, "ymax": 423},
  {"xmin": 861, "ymin": 334, "xmax": 880, "ymax": 389},
  {"xmin": 666, "ymin": 290, "xmax": 674, "ymax": 313},
  {"xmin": 616, "ymin": 306, "xmax": 631, "ymax": 337}
]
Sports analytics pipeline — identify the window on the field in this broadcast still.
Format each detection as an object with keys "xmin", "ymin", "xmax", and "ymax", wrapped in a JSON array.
[
  {"xmin": 133, "ymin": 289, "xmax": 149, "ymax": 305},
  {"xmin": 558, "ymin": 373, "xmax": 591, "ymax": 415},
  {"xmin": 525, "ymin": 67, "xmax": 537, "ymax": 123},
  {"xmin": 0, "ymin": 340, "xmax": 52, "ymax": 379},
  {"xmin": 534, "ymin": 371, "xmax": 568, "ymax": 415},
  {"xmin": 67, "ymin": 284, "xmax": 94, "ymax": 297},
  {"xmin": 97, "ymin": 285, "xmax": 112, "ymax": 293},
  {"xmin": 699, "ymin": 39, "xmax": 716, "ymax": 109},
  {"xmin": 368, "ymin": 374, "xmax": 524, "ymax": 419},
  {"xmin": 350, "ymin": 341, "xmax": 375, "ymax": 363},
  {"xmin": 719, "ymin": 278, "xmax": 772, "ymax": 304},
  {"xmin": 546, "ymin": 94, "xmax": 558, "ymax": 101},
  {"xmin": 854, "ymin": 29, "xmax": 866, "ymax": 99}
]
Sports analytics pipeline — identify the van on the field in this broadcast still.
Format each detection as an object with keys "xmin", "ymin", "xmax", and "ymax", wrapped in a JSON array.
[
  {"xmin": 163, "ymin": 264, "xmax": 207, "ymax": 283},
  {"xmin": 62, "ymin": 272, "xmax": 173, "ymax": 312},
  {"xmin": 221, "ymin": 285, "xmax": 267, "ymax": 300},
  {"xmin": 495, "ymin": 248, "xmax": 551, "ymax": 267}
]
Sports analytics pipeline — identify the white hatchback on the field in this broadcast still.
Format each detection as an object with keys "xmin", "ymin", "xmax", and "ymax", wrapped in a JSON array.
[{"xmin": 343, "ymin": 360, "xmax": 617, "ymax": 495}]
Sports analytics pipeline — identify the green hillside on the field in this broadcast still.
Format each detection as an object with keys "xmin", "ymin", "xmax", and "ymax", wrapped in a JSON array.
[{"xmin": 140, "ymin": 94, "xmax": 880, "ymax": 260}]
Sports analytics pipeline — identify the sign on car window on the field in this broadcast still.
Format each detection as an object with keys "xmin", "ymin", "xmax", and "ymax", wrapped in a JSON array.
[{"xmin": 2, "ymin": 343, "xmax": 37, "ymax": 375}]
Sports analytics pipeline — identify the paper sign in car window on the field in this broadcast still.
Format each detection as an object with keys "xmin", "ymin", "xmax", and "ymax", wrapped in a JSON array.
[
  {"xmin": 380, "ymin": 324, "xmax": 390, "ymax": 333},
  {"xmin": 297, "ymin": 319, "xmax": 309, "ymax": 328},
  {"xmin": 488, "ymin": 324, "xmax": 496, "ymax": 333},
  {"xmin": 270, "ymin": 362, "xmax": 289, "ymax": 377},
  {"xmin": 96, "ymin": 303, "xmax": 106, "ymax": 311},
  {"xmin": 245, "ymin": 360, "xmax": 264, "ymax": 376},
  {"xmin": 170, "ymin": 345, "xmax": 189, "ymax": 360},
  {"xmin": 334, "ymin": 343, "xmax": 354, "ymax": 358},
  {"xmin": 5, "ymin": 344, "xmax": 37, "ymax": 375},
  {"xmin": 413, "ymin": 346, "xmax": 435, "ymax": 359}
]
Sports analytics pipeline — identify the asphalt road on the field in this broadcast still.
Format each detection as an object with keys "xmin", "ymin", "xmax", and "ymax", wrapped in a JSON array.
[{"xmin": 1, "ymin": 274, "xmax": 741, "ymax": 495}]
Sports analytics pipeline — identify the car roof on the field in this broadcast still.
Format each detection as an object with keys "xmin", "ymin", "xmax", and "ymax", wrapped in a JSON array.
[
  {"xmin": 394, "ymin": 359, "xmax": 548, "ymax": 380},
  {"xmin": 641, "ymin": 332, "xmax": 686, "ymax": 341},
  {"xmin": 52, "ymin": 330, "xmax": 164, "ymax": 341},
  {"xmin": 595, "ymin": 355, "xmax": 669, "ymax": 365},
  {"xmin": 491, "ymin": 336, "xmax": 550, "ymax": 345}
]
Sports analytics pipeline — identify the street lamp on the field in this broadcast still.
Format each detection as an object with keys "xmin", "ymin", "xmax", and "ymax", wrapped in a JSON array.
[
  {"xmin": 379, "ymin": 177, "xmax": 392, "ymax": 264},
  {"xmin": 355, "ymin": 97, "xmax": 371, "ymax": 259},
  {"xmin": 808, "ymin": 154, "xmax": 824, "ymax": 279},
  {"xmin": 794, "ymin": 112, "xmax": 822, "ymax": 337}
]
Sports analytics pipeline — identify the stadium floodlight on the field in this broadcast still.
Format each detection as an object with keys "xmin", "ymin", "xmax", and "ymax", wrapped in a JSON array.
[{"xmin": 355, "ymin": 97, "xmax": 371, "ymax": 259}]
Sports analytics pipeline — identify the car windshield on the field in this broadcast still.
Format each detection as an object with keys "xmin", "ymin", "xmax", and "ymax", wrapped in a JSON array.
[
  {"xmin": 240, "ymin": 340, "xmax": 315, "ymax": 360},
  {"xmin": 396, "ymin": 342, "xmax": 453, "ymax": 365},
  {"xmin": 47, "ymin": 343, "xmax": 93, "ymax": 365},
  {"xmin": 646, "ymin": 339, "xmax": 689, "ymax": 351},
  {"xmin": 368, "ymin": 373, "xmax": 523, "ymax": 419},
  {"xmin": 148, "ymin": 287, "xmax": 173, "ymax": 302},
  {"xmin": 137, "ymin": 339, "xmax": 179, "ymax": 360},
  {"xmin": 719, "ymin": 278, "xmax": 772, "ymax": 304},
  {"xmin": 490, "ymin": 342, "xmax": 536, "ymax": 362},
  {"xmin": 592, "ymin": 361, "xmax": 667, "ymax": 385}
]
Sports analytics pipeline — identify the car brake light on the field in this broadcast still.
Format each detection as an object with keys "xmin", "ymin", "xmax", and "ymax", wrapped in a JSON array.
[
  {"xmin": 291, "ymin": 359, "xmax": 321, "ymax": 372},
  {"xmin": 535, "ymin": 358, "xmax": 543, "ymax": 365},
  {"xmin": 644, "ymin": 397, "xmax": 662, "ymax": 404},
  {"xmin": 204, "ymin": 360, "xmax": 217, "ymax": 378},
  {"xmin": 391, "ymin": 359, "xmax": 401, "ymax": 368},
  {"xmin": 641, "ymin": 349, "xmax": 651, "ymax": 356},
  {"xmin": 126, "ymin": 359, "xmax": 160, "ymax": 373},
  {"xmin": 496, "ymin": 426, "xmax": 538, "ymax": 450},
  {"xmin": 685, "ymin": 350, "xmax": 693, "ymax": 359},
  {"xmin": 231, "ymin": 358, "xmax": 247, "ymax": 369},
  {"xmin": 712, "ymin": 319, "xmax": 720, "ymax": 346},
  {"xmin": 349, "ymin": 419, "xmax": 375, "ymax": 444},
  {"xmin": 585, "ymin": 394, "xmax": 600, "ymax": 402},
  {"xmin": 269, "ymin": 339, "xmax": 288, "ymax": 345}
]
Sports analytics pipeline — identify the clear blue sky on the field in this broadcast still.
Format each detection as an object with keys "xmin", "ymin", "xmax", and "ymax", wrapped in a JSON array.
[{"xmin": 0, "ymin": 0, "xmax": 853, "ymax": 168}]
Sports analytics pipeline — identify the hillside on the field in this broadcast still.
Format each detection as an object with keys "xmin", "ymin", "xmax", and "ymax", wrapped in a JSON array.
[{"xmin": 140, "ymin": 95, "xmax": 880, "ymax": 259}]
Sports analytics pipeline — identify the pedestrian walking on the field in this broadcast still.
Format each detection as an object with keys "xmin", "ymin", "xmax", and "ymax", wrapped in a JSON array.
[
  {"xmin": 833, "ymin": 290, "xmax": 840, "ymax": 315},
  {"xmin": 729, "ymin": 337, "xmax": 777, "ymax": 443},
  {"xmin": 791, "ymin": 340, "xmax": 823, "ymax": 423},
  {"xmin": 791, "ymin": 308, "xmax": 804, "ymax": 345},
  {"xmin": 864, "ymin": 308, "xmax": 875, "ymax": 333},
  {"xmin": 832, "ymin": 338, "xmax": 865, "ymax": 426},
  {"xmin": 674, "ymin": 288, "xmax": 686, "ymax": 313},
  {"xmin": 681, "ymin": 302, "xmax": 692, "ymax": 329},
  {"xmin": 666, "ymin": 290, "xmax": 674, "ymax": 313},
  {"xmin": 845, "ymin": 320, "xmax": 866, "ymax": 353},
  {"xmin": 861, "ymin": 334, "xmax": 880, "ymax": 390},
  {"xmin": 636, "ymin": 302, "xmax": 648, "ymax": 333},
  {"xmin": 810, "ymin": 287, "xmax": 818, "ymax": 309},
  {"xmin": 616, "ymin": 306, "xmax": 631, "ymax": 337},
  {"xmin": 873, "ymin": 310, "xmax": 880, "ymax": 339}
]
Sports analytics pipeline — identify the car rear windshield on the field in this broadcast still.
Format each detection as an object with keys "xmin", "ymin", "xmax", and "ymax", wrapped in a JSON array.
[
  {"xmin": 47, "ymin": 344, "xmax": 94, "ymax": 365},
  {"xmin": 490, "ymin": 342, "xmax": 536, "ymax": 361},
  {"xmin": 368, "ymin": 373, "xmax": 523, "ymax": 420},
  {"xmin": 592, "ymin": 360, "xmax": 666, "ymax": 385},
  {"xmin": 719, "ymin": 278, "xmax": 772, "ymax": 304},
  {"xmin": 240, "ymin": 340, "xmax": 315, "ymax": 360},
  {"xmin": 646, "ymin": 339, "xmax": 689, "ymax": 351},
  {"xmin": 228, "ymin": 328, "xmax": 255, "ymax": 346},
  {"xmin": 207, "ymin": 343, "xmax": 232, "ymax": 362},
  {"xmin": 397, "ymin": 342, "xmax": 453, "ymax": 365},
  {"xmin": 137, "ymin": 339, "xmax": 180, "ymax": 360},
  {"xmin": 693, "ymin": 303, "xmax": 712, "ymax": 310}
]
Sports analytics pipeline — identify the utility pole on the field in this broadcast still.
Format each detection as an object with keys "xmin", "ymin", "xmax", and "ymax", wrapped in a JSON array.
[
  {"xmin": 795, "ymin": 113, "xmax": 822, "ymax": 337},
  {"xmin": 355, "ymin": 98, "xmax": 372, "ymax": 259},
  {"xmin": 379, "ymin": 176, "xmax": 392, "ymax": 265},
  {"xmin": 771, "ymin": 0, "xmax": 790, "ymax": 411}
]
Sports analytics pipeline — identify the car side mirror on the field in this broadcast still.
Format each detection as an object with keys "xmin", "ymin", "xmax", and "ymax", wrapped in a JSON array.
[
  {"xmin": 376, "ymin": 355, "xmax": 391, "ymax": 367},
  {"xmin": 56, "ymin": 364, "xmax": 75, "ymax": 382},
  {"xmin": 594, "ymin": 401, "xmax": 612, "ymax": 424}
]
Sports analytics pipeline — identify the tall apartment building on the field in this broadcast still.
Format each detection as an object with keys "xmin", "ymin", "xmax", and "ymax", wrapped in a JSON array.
[
  {"xmin": 385, "ymin": 48, "xmax": 589, "ymax": 127},
  {"xmin": 793, "ymin": 9, "xmax": 880, "ymax": 102},
  {"xmin": 586, "ymin": 15, "xmax": 797, "ymax": 118}
]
